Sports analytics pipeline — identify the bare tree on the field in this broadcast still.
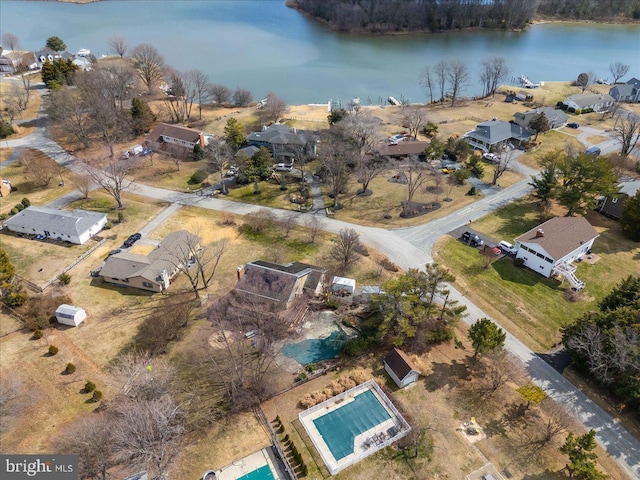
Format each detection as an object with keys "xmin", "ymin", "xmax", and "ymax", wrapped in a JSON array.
[
  {"xmin": 84, "ymin": 156, "xmax": 136, "ymax": 209},
  {"xmin": 481, "ymin": 56, "xmax": 508, "ymax": 97},
  {"xmin": 208, "ymin": 83, "xmax": 231, "ymax": 105},
  {"xmin": 400, "ymin": 106, "xmax": 428, "ymax": 140},
  {"xmin": 0, "ymin": 373, "xmax": 33, "ymax": 432},
  {"xmin": 260, "ymin": 91, "xmax": 287, "ymax": 124},
  {"xmin": 319, "ymin": 128, "xmax": 354, "ymax": 209},
  {"xmin": 2, "ymin": 82, "xmax": 29, "ymax": 123},
  {"xmin": 19, "ymin": 150, "xmax": 59, "ymax": 187},
  {"xmin": 304, "ymin": 215, "xmax": 323, "ymax": 243},
  {"xmin": 56, "ymin": 414, "xmax": 116, "ymax": 480},
  {"xmin": 1, "ymin": 32, "xmax": 20, "ymax": 50},
  {"xmin": 189, "ymin": 70, "xmax": 211, "ymax": 120},
  {"xmin": 434, "ymin": 61, "xmax": 448, "ymax": 104},
  {"xmin": 331, "ymin": 228, "xmax": 363, "ymax": 270},
  {"xmin": 113, "ymin": 395, "xmax": 184, "ymax": 480},
  {"xmin": 277, "ymin": 212, "xmax": 299, "ymax": 239},
  {"xmin": 338, "ymin": 109, "xmax": 380, "ymax": 155},
  {"xmin": 71, "ymin": 173, "xmax": 92, "ymax": 199},
  {"xmin": 610, "ymin": 61, "xmax": 630, "ymax": 84},
  {"xmin": 575, "ymin": 71, "xmax": 596, "ymax": 93},
  {"xmin": 614, "ymin": 114, "xmax": 640, "ymax": 157},
  {"xmin": 447, "ymin": 60, "xmax": 469, "ymax": 107},
  {"xmin": 491, "ymin": 144, "xmax": 515, "ymax": 185},
  {"xmin": 420, "ymin": 65, "xmax": 435, "ymax": 104},
  {"xmin": 520, "ymin": 403, "xmax": 573, "ymax": 461},
  {"xmin": 357, "ymin": 150, "xmax": 387, "ymax": 195},
  {"xmin": 47, "ymin": 86, "xmax": 92, "ymax": 148},
  {"xmin": 111, "ymin": 353, "xmax": 175, "ymax": 401},
  {"xmin": 232, "ymin": 87, "xmax": 252, "ymax": 107},
  {"xmin": 131, "ymin": 43, "xmax": 165, "ymax": 93},
  {"xmin": 206, "ymin": 137, "xmax": 233, "ymax": 194},
  {"xmin": 402, "ymin": 161, "xmax": 429, "ymax": 216},
  {"xmin": 108, "ymin": 35, "xmax": 128, "ymax": 58}
]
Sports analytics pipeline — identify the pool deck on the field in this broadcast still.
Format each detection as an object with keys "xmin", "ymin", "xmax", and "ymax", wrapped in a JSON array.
[{"xmin": 214, "ymin": 447, "xmax": 286, "ymax": 480}]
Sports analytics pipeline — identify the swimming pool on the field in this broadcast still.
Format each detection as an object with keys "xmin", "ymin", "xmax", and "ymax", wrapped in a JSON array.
[
  {"xmin": 236, "ymin": 465, "xmax": 274, "ymax": 480},
  {"xmin": 312, "ymin": 389, "xmax": 391, "ymax": 461},
  {"xmin": 281, "ymin": 330, "xmax": 347, "ymax": 364}
]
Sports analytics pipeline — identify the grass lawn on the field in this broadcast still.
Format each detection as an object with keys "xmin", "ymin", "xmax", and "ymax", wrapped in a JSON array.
[
  {"xmin": 225, "ymin": 177, "xmax": 307, "ymax": 211},
  {"xmin": 434, "ymin": 198, "xmax": 640, "ymax": 351},
  {"xmin": 330, "ymin": 168, "xmax": 521, "ymax": 228},
  {"xmin": 130, "ymin": 155, "xmax": 209, "ymax": 192},
  {"xmin": 518, "ymin": 130, "xmax": 584, "ymax": 169}
]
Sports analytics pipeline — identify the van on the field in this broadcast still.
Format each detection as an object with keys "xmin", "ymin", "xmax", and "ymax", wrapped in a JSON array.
[
  {"xmin": 585, "ymin": 146, "xmax": 601, "ymax": 157},
  {"xmin": 498, "ymin": 240, "xmax": 517, "ymax": 255}
]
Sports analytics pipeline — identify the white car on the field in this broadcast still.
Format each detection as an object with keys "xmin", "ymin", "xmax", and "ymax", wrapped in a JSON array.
[
  {"xmin": 498, "ymin": 240, "xmax": 518, "ymax": 255},
  {"xmin": 482, "ymin": 152, "xmax": 498, "ymax": 162},
  {"xmin": 273, "ymin": 163, "xmax": 293, "ymax": 172}
]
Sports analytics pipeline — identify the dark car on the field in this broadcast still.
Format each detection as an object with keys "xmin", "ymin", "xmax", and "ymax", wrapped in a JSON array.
[
  {"xmin": 567, "ymin": 122, "xmax": 580, "ymax": 129},
  {"xmin": 123, "ymin": 233, "xmax": 142, "ymax": 248},
  {"xmin": 109, "ymin": 249, "xmax": 122, "ymax": 256},
  {"xmin": 461, "ymin": 231, "xmax": 484, "ymax": 247}
]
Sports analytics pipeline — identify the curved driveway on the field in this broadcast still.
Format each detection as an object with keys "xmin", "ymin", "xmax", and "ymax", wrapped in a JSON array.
[{"xmin": 4, "ymin": 111, "xmax": 639, "ymax": 478}]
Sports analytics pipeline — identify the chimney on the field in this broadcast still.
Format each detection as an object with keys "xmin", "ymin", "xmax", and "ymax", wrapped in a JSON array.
[
  {"xmin": 199, "ymin": 132, "xmax": 205, "ymax": 147},
  {"xmin": 237, "ymin": 265, "xmax": 244, "ymax": 281},
  {"xmin": 535, "ymin": 229, "xmax": 544, "ymax": 238}
]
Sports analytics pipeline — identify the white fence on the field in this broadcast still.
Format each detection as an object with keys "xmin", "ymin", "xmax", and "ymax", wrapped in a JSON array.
[{"xmin": 298, "ymin": 379, "xmax": 411, "ymax": 475}]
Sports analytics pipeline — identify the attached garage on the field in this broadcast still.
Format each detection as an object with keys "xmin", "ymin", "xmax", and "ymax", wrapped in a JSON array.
[{"xmin": 55, "ymin": 304, "xmax": 87, "ymax": 327}]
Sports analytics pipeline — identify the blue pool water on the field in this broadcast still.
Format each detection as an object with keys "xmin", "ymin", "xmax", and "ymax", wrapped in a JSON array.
[
  {"xmin": 312, "ymin": 389, "xmax": 391, "ymax": 461},
  {"xmin": 237, "ymin": 465, "xmax": 274, "ymax": 480},
  {"xmin": 282, "ymin": 330, "xmax": 347, "ymax": 364}
]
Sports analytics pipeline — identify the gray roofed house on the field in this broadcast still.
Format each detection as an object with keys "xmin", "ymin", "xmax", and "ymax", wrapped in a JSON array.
[
  {"xmin": 100, "ymin": 230, "xmax": 200, "ymax": 292},
  {"xmin": 609, "ymin": 78, "xmax": 640, "ymax": 103},
  {"xmin": 563, "ymin": 93, "xmax": 615, "ymax": 112},
  {"xmin": 2, "ymin": 206, "xmax": 107, "ymax": 244},
  {"xmin": 464, "ymin": 120, "xmax": 532, "ymax": 153},
  {"xmin": 144, "ymin": 123, "xmax": 212, "ymax": 155},
  {"xmin": 514, "ymin": 107, "xmax": 569, "ymax": 130},
  {"xmin": 247, "ymin": 124, "xmax": 318, "ymax": 162},
  {"xmin": 597, "ymin": 178, "xmax": 640, "ymax": 220},
  {"xmin": 236, "ymin": 145, "xmax": 260, "ymax": 159},
  {"xmin": 0, "ymin": 50, "xmax": 37, "ymax": 74},
  {"xmin": 235, "ymin": 260, "xmax": 325, "ymax": 309},
  {"xmin": 34, "ymin": 49, "xmax": 73, "ymax": 69}
]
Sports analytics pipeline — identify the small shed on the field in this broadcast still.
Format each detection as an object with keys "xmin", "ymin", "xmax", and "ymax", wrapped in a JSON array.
[
  {"xmin": 55, "ymin": 304, "xmax": 87, "ymax": 327},
  {"xmin": 332, "ymin": 276, "xmax": 356, "ymax": 296},
  {"xmin": 384, "ymin": 348, "xmax": 421, "ymax": 389}
]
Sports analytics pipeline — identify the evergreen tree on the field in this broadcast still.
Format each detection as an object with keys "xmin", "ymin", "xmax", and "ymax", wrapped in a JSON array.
[
  {"xmin": 529, "ymin": 112, "xmax": 550, "ymax": 141},
  {"xmin": 130, "ymin": 97, "xmax": 155, "ymax": 135},
  {"xmin": 559, "ymin": 430, "xmax": 607, "ymax": 480},
  {"xmin": 529, "ymin": 162, "xmax": 558, "ymax": 204},
  {"xmin": 468, "ymin": 317, "xmax": 506, "ymax": 358},
  {"xmin": 620, "ymin": 191, "xmax": 640, "ymax": 241},
  {"xmin": 223, "ymin": 118, "xmax": 246, "ymax": 151},
  {"xmin": 466, "ymin": 156, "xmax": 485, "ymax": 178},
  {"xmin": 45, "ymin": 35, "xmax": 66, "ymax": 51}
]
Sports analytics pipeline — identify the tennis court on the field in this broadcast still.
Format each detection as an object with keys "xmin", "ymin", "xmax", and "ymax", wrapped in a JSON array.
[{"xmin": 299, "ymin": 379, "xmax": 411, "ymax": 474}]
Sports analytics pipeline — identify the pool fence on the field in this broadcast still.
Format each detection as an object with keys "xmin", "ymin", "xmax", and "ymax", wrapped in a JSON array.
[{"xmin": 298, "ymin": 379, "xmax": 411, "ymax": 475}]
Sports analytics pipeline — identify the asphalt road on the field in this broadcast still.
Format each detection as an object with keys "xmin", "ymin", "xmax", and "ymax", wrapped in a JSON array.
[{"xmin": 4, "ymin": 106, "xmax": 639, "ymax": 478}]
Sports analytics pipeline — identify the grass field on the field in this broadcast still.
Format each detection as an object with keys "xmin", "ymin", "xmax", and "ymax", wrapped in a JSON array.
[{"xmin": 434, "ymin": 198, "xmax": 640, "ymax": 351}]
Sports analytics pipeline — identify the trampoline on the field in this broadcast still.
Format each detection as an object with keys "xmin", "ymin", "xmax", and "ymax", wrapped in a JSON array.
[{"xmin": 312, "ymin": 389, "xmax": 391, "ymax": 460}]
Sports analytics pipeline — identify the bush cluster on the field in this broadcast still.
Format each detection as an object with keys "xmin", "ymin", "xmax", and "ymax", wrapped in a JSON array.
[
  {"xmin": 188, "ymin": 169, "xmax": 208, "ymax": 184},
  {"xmin": 6, "ymin": 198, "xmax": 31, "ymax": 218},
  {"xmin": 58, "ymin": 272, "xmax": 71, "ymax": 285},
  {"xmin": 299, "ymin": 370, "xmax": 368, "ymax": 408},
  {"xmin": 380, "ymin": 258, "xmax": 399, "ymax": 272},
  {"xmin": 91, "ymin": 390, "xmax": 103, "ymax": 402}
]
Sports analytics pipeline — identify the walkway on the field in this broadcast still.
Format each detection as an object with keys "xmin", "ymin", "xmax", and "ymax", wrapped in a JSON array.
[{"xmin": 4, "ymin": 115, "xmax": 639, "ymax": 479}]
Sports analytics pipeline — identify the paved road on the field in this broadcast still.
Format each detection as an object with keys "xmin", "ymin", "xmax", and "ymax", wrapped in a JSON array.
[{"xmin": 5, "ymin": 116, "xmax": 639, "ymax": 478}]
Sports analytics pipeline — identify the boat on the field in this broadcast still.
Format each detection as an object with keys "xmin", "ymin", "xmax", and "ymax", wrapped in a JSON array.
[{"xmin": 76, "ymin": 48, "xmax": 90, "ymax": 57}]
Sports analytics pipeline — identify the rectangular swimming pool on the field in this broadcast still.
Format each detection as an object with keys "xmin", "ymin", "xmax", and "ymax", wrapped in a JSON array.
[
  {"xmin": 237, "ymin": 465, "xmax": 275, "ymax": 480},
  {"xmin": 312, "ymin": 389, "xmax": 391, "ymax": 460}
]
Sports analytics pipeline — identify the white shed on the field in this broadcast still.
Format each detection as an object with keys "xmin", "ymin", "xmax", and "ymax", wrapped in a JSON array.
[
  {"xmin": 332, "ymin": 276, "xmax": 356, "ymax": 295},
  {"xmin": 384, "ymin": 348, "xmax": 421, "ymax": 389},
  {"xmin": 55, "ymin": 304, "xmax": 87, "ymax": 327}
]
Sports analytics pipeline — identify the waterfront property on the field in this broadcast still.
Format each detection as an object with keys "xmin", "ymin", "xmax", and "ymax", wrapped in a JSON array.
[
  {"xmin": 513, "ymin": 107, "xmax": 569, "ymax": 130},
  {"xmin": 464, "ymin": 120, "xmax": 532, "ymax": 152},
  {"xmin": 145, "ymin": 123, "xmax": 213, "ymax": 156},
  {"xmin": 247, "ymin": 124, "xmax": 318, "ymax": 163},
  {"xmin": 609, "ymin": 78, "xmax": 640, "ymax": 103},
  {"xmin": 2, "ymin": 206, "xmax": 107, "ymax": 244},
  {"xmin": 562, "ymin": 93, "xmax": 615, "ymax": 112},
  {"xmin": 299, "ymin": 379, "xmax": 411, "ymax": 475}
]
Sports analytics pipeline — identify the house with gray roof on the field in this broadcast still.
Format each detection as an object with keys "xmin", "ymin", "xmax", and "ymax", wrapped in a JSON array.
[
  {"xmin": 100, "ymin": 230, "xmax": 200, "ymax": 293},
  {"xmin": 247, "ymin": 124, "xmax": 318, "ymax": 163},
  {"xmin": 34, "ymin": 49, "xmax": 73, "ymax": 69},
  {"xmin": 235, "ymin": 260, "xmax": 325, "ymax": 309},
  {"xmin": 563, "ymin": 93, "xmax": 615, "ymax": 112},
  {"xmin": 597, "ymin": 178, "xmax": 640, "ymax": 220},
  {"xmin": 464, "ymin": 120, "xmax": 532, "ymax": 153},
  {"xmin": 514, "ymin": 217, "xmax": 598, "ymax": 289},
  {"xmin": 2, "ymin": 206, "xmax": 106, "ymax": 244},
  {"xmin": 145, "ymin": 123, "xmax": 212, "ymax": 156},
  {"xmin": 514, "ymin": 107, "xmax": 569, "ymax": 130},
  {"xmin": 609, "ymin": 78, "xmax": 640, "ymax": 103}
]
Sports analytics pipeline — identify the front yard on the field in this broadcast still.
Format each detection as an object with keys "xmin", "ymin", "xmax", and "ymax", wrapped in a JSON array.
[{"xmin": 434, "ymin": 198, "xmax": 640, "ymax": 351}]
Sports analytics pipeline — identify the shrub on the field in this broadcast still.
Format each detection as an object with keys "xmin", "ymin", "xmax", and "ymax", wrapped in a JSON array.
[
  {"xmin": 350, "ymin": 369, "xmax": 369, "ymax": 384},
  {"xmin": 32, "ymin": 329, "xmax": 43, "ymax": 340},
  {"xmin": 283, "ymin": 434, "xmax": 289, "ymax": 443},
  {"xmin": 58, "ymin": 272, "xmax": 71, "ymax": 285},
  {"xmin": 0, "ymin": 213, "xmax": 7, "ymax": 221},
  {"xmin": 65, "ymin": 363, "xmax": 76, "ymax": 374},
  {"xmin": 514, "ymin": 257, "xmax": 525, "ymax": 268},
  {"xmin": 299, "ymin": 393, "xmax": 314, "ymax": 408},
  {"xmin": 556, "ymin": 101, "xmax": 564, "ymax": 107},
  {"xmin": 91, "ymin": 390, "xmax": 103, "ymax": 402},
  {"xmin": 325, "ymin": 299, "xmax": 339, "ymax": 310},
  {"xmin": 188, "ymin": 169, "xmax": 208, "ymax": 184},
  {"xmin": 0, "ymin": 120, "xmax": 14, "ymax": 139},
  {"xmin": 380, "ymin": 258, "xmax": 399, "ymax": 272},
  {"xmin": 467, "ymin": 186, "xmax": 477, "ymax": 196},
  {"xmin": 295, "ymin": 372, "xmax": 307, "ymax": 382},
  {"xmin": 103, "ymin": 220, "xmax": 113, "ymax": 230},
  {"xmin": 568, "ymin": 107, "xmax": 575, "ymax": 113},
  {"xmin": 4, "ymin": 289, "xmax": 28, "ymax": 308},
  {"xmin": 343, "ymin": 337, "xmax": 372, "ymax": 357},
  {"xmin": 575, "ymin": 109, "xmax": 582, "ymax": 115},
  {"xmin": 84, "ymin": 381, "xmax": 96, "ymax": 393},
  {"xmin": 14, "ymin": 203, "xmax": 24, "ymax": 212},
  {"xmin": 117, "ymin": 212, "xmax": 125, "ymax": 223},
  {"xmin": 21, "ymin": 198, "xmax": 31, "ymax": 207},
  {"xmin": 354, "ymin": 243, "xmax": 369, "ymax": 256},
  {"xmin": 48, "ymin": 345, "xmax": 59, "ymax": 356},
  {"xmin": 305, "ymin": 363, "xmax": 318, "ymax": 372},
  {"xmin": 10, "ymin": 208, "xmax": 18, "ymax": 215}
]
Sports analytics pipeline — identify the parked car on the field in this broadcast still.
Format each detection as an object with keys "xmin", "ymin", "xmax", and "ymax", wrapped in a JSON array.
[
  {"xmin": 585, "ymin": 146, "xmax": 601, "ymax": 157},
  {"xmin": 498, "ymin": 240, "xmax": 518, "ymax": 255},
  {"xmin": 109, "ymin": 249, "xmax": 122, "ymax": 256},
  {"xmin": 123, "ymin": 233, "xmax": 142, "ymax": 248},
  {"xmin": 461, "ymin": 231, "xmax": 483, "ymax": 247},
  {"xmin": 273, "ymin": 163, "xmax": 293, "ymax": 172},
  {"xmin": 482, "ymin": 152, "xmax": 498, "ymax": 162},
  {"xmin": 225, "ymin": 166, "xmax": 238, "ymax": 177},
  {"xmin": 442, "ymin": 166, "xmax": 458, "ymax": 175},
  {"xmin": 567, "ymin": 122, "xmax": 580, "ymax": 129}
]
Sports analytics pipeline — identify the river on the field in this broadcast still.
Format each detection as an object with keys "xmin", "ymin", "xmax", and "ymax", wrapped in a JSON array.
[{"xmin": 1, "ymin": 0, "xmax": 639, "ymax": 104}]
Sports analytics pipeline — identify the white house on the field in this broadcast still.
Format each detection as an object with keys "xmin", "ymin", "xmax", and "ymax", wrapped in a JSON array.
[
  {"xmin": 384, "ymin": 348, "xmax": 421, "ymax": 389},
  {"xmin": 55, "ymin": 304, "xmax": 87, "ymax": 327},
  {"xmin": 2, "ymin": 206, "xmax": 107, "ymax": 244},
  {"xmin": 514, "ymin": 217, "xmax": 599, "ymax": 290}
]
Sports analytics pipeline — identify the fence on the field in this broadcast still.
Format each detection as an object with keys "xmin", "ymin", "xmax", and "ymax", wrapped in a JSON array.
[
  {"xmin": 298, "ymin": 379, "xmax": 411, "ymax": 475},
  {"xmin": 256, "ymin": 405, "xmax": 298, "ymax": 480},
  {"xmin": 17, "ymin": 236, "xmax": 106, "ymax": 293}
]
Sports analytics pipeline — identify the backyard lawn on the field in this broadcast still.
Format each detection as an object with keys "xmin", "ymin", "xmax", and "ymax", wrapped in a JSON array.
[{"xmin": 434, "ymin": 198, "xmax": 640, "ymax": 351}]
